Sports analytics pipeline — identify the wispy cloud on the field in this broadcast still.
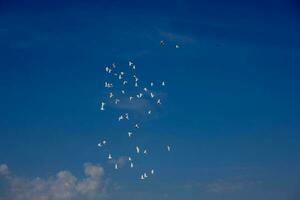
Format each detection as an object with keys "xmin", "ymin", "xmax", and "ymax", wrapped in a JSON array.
[{"xmin": 0, "ymin": 163, "xmax": 109, "ymax": 200}]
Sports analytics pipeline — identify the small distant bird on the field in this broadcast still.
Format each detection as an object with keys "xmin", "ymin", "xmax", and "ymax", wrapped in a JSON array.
[
  {"xmin": 167, "ymin": 145, "xmax": 171, "ymax": 152},
  {"xmin": 102, "ymin": 140, "xmax": 106, "ymax": 145},
  {"xmin": 143, "ymin": 149, "xmax": 147, "ymax": 155},
  {"xmin": 162, "ymin": 81, "xmax": 166, "ymax": 86},
  {"xmin": 150, "ymin": 92, "xmax": 155, "ymax": 98},
  {"xmin": 137, "ymin": 93, "xmax": 143, "ymax": 98},
  {"xmin": 151, "ymin": 169, "xmax": 154, "ymax": 175},
  {"xmin": 118, "ymin": 115, "xmax": 124, "ymax": 121},
  {"xmin": 157, "ymin": 99, "xmax": 161, "ymax": 105},
  {"xmin": 108, "ymin": 154, "xmax": 112, "ymax": 160},
  {"xmin": 135, "ymin": 82, "xmax": 138, "ymax": 87},
  {"xmin": 105, "ymin": 67, "xmax": 112, "ymax": 73},
  {"xmin": 121, "ymin": 90, "xmax": 125, "ymax": 94},
  {"xmin": 140, "ymin": 175, "xmax": 144, "ymax": 180},
  {"xmin": 160, "ymin": 40, "xmax": 165, "ymax": 46},
  {"xmin": 124, "ymin": 113, "xmax": 129, "ymax": 120},
  {"xmin": 128, "ymin": 132, "xmax": 133, "ymax": 137},
  {"xmin": 128, "ymin": 157, "xmax": 132, "ymax": 161},
  {"xmin": 144, "ymin": 173, "xmax": 148, "ymax": 178},
  {"xmin": 148, "ymin": 110, "xmax": 152, "ymax": 115},
  {"xmin": 115, "ymin": 99, "xmax": 120, "ymax": 104},
  {"xmin": 129, "ymin": 61, "xmax": 133, "ymax": 66},
  {"xmin": 105, "ymin": 82, "xmax": 113, "ymax": 88},
  {"xmin": 150, "ymin": 82, "xmax": 154, "ymax": 87},
  {"xmin": 120, "ymin": 72, "xmax": 125, "ymax": 75},
  {"xmin": 133, "ymin": 75, "xmax": 139, "ymax": 82},
  {"xmin": 135, "ymin": 124, "xmax": 139, "ymax": 129},
  {"xmin": 175, "ymin": 44, "xmax": 180, "ymax": 48},
  {"xmin": 100, "ymin": 102, "xmax": 105, "ymax": 111},
  {"xmin": 112, "ymin": 63, "xmax": 116, "ymax": 68},
  {"xmin": 143, "ymin": 87, "xmax": 148, "ymax": 92},
  {"xmin": 136, "ymin": 146, "xmax": 140, "ymax": 154},
  {"xmin": 97, "ymin": 143, "xmax": 102, "ymax": 147},
  {"xmin": 123, "ymin": 80, "xmax": 127, "ymax": 85},
  {"xmin": 109, "ymin": 92, "xmax": 114, "ymax": 98},
  {"xmin": 130, "ymin": 162, "xmax": 134, "ymax": 168},
  {"xmin": 115, "ymin": 164, "xmax": 118, "ymax": 170},
  {"xmin": 129, "ymin": 96, "xmax": 133, "ymax": 101}
]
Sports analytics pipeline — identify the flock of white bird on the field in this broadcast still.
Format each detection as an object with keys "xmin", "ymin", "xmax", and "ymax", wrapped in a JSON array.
[{"xmin": 99, "ymin": 40, "xmax": 178, "ymax": 180}]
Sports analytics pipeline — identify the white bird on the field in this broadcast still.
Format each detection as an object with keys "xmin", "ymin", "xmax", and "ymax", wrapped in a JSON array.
[
  {"xmin": 109, "ymin": 92, "xmax": 114, "ymax": 98},
  {"xmin": 135, "ymin": 124, "xmax": 139, "ymax": 129},
  {"xmin": 129, "ymin": 96, "xmax": 133, "ymax": 101},
  {"xmin": 129, "ymin": 61, "xmax": 133, "ymax": 66},
  {"xmin": 108, "ymin": 154, "xmax": 112, "ymax": 160},
  {"xmin": 175, "ymin": 44, "xmax": 180, "ymax": 48},
  {"xmin": 160, "ymin": 40, "xmax": 165, "ymax": 46},
  {"xmin": 121, "ymin": 90, "xmax": 125, "ymax": 94},
  {"xmin": 128, "ymin": 132, "xmax": 133, "ymax": 137},
  {"xmin": 136, "ymin": 93, "xmax": 142, "ymax": 98},
  {"xmin": 115, "ymin": 99, "xmax": 120, "ymax": 104},
  {"xmin": 167, "ymin": 145, "xmax": 171, "ymax": 152},
  {"xmin": 115, "ymin": 163, "xmax": 118, "ymax": 170},
  {"xmin": 150, "ymin": 82, "xmax": 154, "ymax": 87},
  {"xmin": 104, "ymin": 82, "xmax": 113, "ymax": 88},
  {"xmin": 143, "ymin": 87, "xmax": 148, "ymax": 92},
  {"xmin": 102, "ymin": 140, "xmax": 106, "ymax": 145},
  {"xmin": 120, "ymin": 72, "xmax": 125, "ymax": 75},
  {"xmin": 144, "ymin": 173, "xmax": 148, "ymax": 178},
  {"xmin": 151, "ymin": 169, "xmax": 154, "ymax": 175},
  {"xmin": 100, "ymin": 102, "xmax": 105, "ymax": 111},
  {"xmin": 143, "ymin": 149, "xmax": 147, "ymax": 154},
  {"xmin": 132, "ymin": 65, "xmax": 136, "ymax": 70},
  {"xmin": 128, "ymin": 156, "xmax": 132, "ymax": 161},
  {"xmin": 123, "ymin": 80, "xmax": 128, "ymax": 85},
  {"xmin": 150, "ymin": 92, "xmax": 155, "ymax": 98},
  {"xmin": 97, "ymin": 143, "xmax": 102, "ymax": 147},
  {"xmin": 112, "ymin": 63, "xmax": 116, "ymax": 68},
  {"xmin": 114, "ymin": 73, "xmax": 118, "ymax": 76},
  {"xmin": 162, "ymin": 81, "xmax": 166, "ymax": 86},
  {"xmin": 136, "ymin": 146, "xmax": 140, "ymax": 154},
  {"xmin": 118, "ymin": 115, "xmax": 124, "ymax": 121},
  {"xmin": 148, "ymin": 110, "xmax": 152, "ymax": 115},
  {"xmin": 135, "ymin": 82, "xmax": 138, "ymax": 87},
  {"xmin": 133, "ymin": 75, "xmax": 139, "ymax": 83},
  {"xmin": 105, "ymin": 67, "xmax": 112, "ymax": 73},
  {"xmin": 118, "ymin": 74, "xmax": 123, "ymax": 80},
  {"xmin": 140, "ymin": 175, "xmax": 144, "ymax": 180},
  {"xmin": 124, "ymin": 113, "xmax": 129, "ymax": 120},
  {"xmin": 157, "ymin": 99, "xmax": 161, "ymax": 105},
  {"xmin": 130, "ymin": 162, "xmax": 134, "ymax": 168}
]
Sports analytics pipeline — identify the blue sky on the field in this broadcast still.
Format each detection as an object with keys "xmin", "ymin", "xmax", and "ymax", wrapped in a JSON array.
[{"xmin": 1, "ymin": 0, "xmax": 300, "ymax": 199}]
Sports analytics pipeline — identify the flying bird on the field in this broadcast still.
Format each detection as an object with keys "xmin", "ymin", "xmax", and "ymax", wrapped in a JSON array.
[
  {"xmin": 100, "ymin": 102, "xmax": 105, "ymax": 111},
  {"xmin": 128, "ymin": 132, "xmax": 133, "ymax": 137},
  {"xmin": 167, "ymin": 145, "xmax": 171, "ymax": 152},
  {"xmin": 136, "ymin": 146, "xmax": 140, "ymax": 154},
  {"xmin": 115, "ymin": 99, "xmax": 120, "ymax": 104},
  {"xmin": 151, "ymin": 169, "xmax": 154, "ymax": 175}
]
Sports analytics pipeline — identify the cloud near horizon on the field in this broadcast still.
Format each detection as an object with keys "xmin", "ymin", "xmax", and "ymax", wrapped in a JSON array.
[{"xmin": 0, "ymin": 163, "xmax": 108, "ymax": 200}]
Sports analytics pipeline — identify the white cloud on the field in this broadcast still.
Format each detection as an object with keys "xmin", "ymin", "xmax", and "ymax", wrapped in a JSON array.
[{"xmin": 0, "ymin": 163, "xmax": 108, "ymax": 200}]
